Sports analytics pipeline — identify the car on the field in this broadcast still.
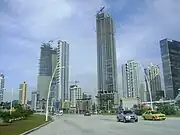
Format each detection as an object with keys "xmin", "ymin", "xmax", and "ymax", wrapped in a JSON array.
[
  {"xmin": 84, "ymin": 111, "xmax": 91, "ymax": 116},
  {"xmin": 134, "ymin": 109, "xmax": 141, "ymax": 116},
  {"xmin": 117, "ymin": 110, "xmax": 138, "ymax": 123},
  {"xmin": 142, "ymin": 111, "xmax": 166, "ymax": 121}
]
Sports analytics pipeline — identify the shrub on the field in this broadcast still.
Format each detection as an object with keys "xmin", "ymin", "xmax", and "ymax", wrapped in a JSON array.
[
  {"xmin": 0, "ymin": 111, "xmax": 11, "ymax": 123},
  {"xmin": 11, "ymin": 111, "xmax": 21, "ymax": 119},
  {"xmin": 157, "ymin": 104, "xmax": 177, "ymax": 115},
  {"xmin": 0, "ymin": 104, "xmax": 34, "ymax": 123}
]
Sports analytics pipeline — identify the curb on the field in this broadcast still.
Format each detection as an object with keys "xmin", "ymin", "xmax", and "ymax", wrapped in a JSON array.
[{"xmin": 20, "ymin": 118, "xmax": 54, "ymax": 135}]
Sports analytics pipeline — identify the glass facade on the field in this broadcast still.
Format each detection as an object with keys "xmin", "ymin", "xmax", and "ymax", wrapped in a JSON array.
[
  {"xmin": 39, "ymin": 44, "xmax": 55, "ymax": 76},
  {"xmin": 38, "ymin": 44, "xmax": 57, "ymax": 101},
  {"xmin": 160, "ymin": 39, "xmax": 180, "ymax": 99}
]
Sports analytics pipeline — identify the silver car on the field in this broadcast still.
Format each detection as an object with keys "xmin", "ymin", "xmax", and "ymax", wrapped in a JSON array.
[{"xmin": 117, "ymin": 110, "xmax": 138, "ymax": 123}]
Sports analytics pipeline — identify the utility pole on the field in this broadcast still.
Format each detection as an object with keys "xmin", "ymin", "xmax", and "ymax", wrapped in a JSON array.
[
  {"xmin": 108, "ymin": 100, "xmax": 110, "ymax": 113},
  {"xmin": 78, "ymin": 102, "xmax": 80, "ymax": 114},
  {"xmin": 10, "ymin": 88, "xmax": 14, "ymax": 115}
]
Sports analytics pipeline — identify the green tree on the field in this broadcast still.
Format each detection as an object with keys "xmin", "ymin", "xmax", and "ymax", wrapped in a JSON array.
[
  {"xmin": 157, "ymin": 104, "xmax": 177, "ymax": 115},
  {"xmin": 0, "ymin": 111, "xmax": 11, "ymax": 123},
  {"xmin": 92, "ymin": 103, "xmax": 96, "ymax": 112}
]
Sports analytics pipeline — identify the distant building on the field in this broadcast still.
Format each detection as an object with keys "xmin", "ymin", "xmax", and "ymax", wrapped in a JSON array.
[
  {"xmin": 122, "ymin": 60, "xmax": 147, "ymax": 102},
  {"xmin": 31, "ymin": 91, "xmax": 37, "ymax": 110},
  {"xmin": 160, "ymin": 39, "xmax": 180, "ymax": 99},
  {"xmin": 0, "ymin": 73, "xmax": 5, "ymax": 103},
  {"xmin": 70, "ymin": 85, "xmax": 82, "ymax": 108},
  {"xmin": 19, "ymin": 81, "xmax": 28, "ymax": 105},
  {"xmin": 57, "ymin": 40, "xmax": 69, "ymax": 103},
  {"xmin": 35, "ymin": 92, "xmax": 41, "ymax": 109},
  {"xmin": 145, "ymin": 63, "xmax": 162, "ymax": 101},
  {"xmin": 121, "ymin": 98, "xmax": 138, "ymax": 109},
  {"xmin": 82, "ymin": 93, "xmax": 92, "ymax": 112},
  {"xmin": 96, "ymin": 8, "xmax": 119, "ymax": 110}
]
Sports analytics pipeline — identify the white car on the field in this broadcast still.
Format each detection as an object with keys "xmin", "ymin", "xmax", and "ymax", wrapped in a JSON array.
[
  {"xmin": 55, "ymin": 110, "xmax": 63, "ymax": 116},
  {"xmin": 59, "ymin": 110, "xmax": 63, "ymax": 116}
]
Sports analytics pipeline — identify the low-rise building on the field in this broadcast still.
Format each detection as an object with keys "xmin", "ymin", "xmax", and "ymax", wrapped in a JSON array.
[
  {"xmin": 121, "ymin": 98, "xmax": 138, "ymax": 109},
  {"xmin": 19, "ymin": 81, "xmax": 28, "ymax": 105},
  {"xmin": 31, "ymin": 91, "xmax": 38, "ymax": 111},
  {"xmin": 70, "ymin": 85, "xmax": 83, "ymax": 112}
]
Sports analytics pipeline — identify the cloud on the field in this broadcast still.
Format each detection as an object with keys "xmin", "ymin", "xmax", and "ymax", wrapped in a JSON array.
[
  {"xmin": 0, "ymin": 0, "xmax": 107, "ymax": 101},
  {"xmin": 116, "ymin": 0, "xmax": 180, "ymax": 92},
  {"xmin": 117, "ymin": 0, "xmax": 180, "ymax": 65},
  {"xmin": 1, "ymin": 0, "xmax": 180, "ymax": 101}
]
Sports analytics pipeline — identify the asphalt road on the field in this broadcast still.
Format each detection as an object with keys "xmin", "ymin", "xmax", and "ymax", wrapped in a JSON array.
[{"xmin": 29, "ymin": 114, "xmax": 180, "ymax": 135}]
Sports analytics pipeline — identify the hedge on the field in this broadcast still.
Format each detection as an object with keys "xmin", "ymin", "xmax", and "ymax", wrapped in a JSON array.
[{"xmin": 0, "ymin": 107, "xmax": 34, "ymax": 123}]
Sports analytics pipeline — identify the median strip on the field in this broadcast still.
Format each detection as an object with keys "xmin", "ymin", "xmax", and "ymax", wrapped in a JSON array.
[{"xmin": 0, "ymin": 114, "xmax": 53, "ymax": 135}]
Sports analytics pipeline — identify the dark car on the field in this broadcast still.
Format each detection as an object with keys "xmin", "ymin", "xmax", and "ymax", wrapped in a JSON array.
[
  {"xmin": 134, "ymin": 109, "xmax": 142, "ymax": 116},
  {"xmin": 84, "ymin": 111, "xmax": 91, "ymax": 116}
]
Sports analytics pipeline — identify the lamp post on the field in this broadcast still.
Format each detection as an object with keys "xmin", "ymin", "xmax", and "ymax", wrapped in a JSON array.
[
  {"xmin": 10, "ymin": 88, "xmax": 14, "ymax": 115},
  {"xmin": 107, "ymin": 100, "xmax": 110, "ymax": 113},
  {"xmin": 51, "ymin": 97, "xmax": 56, "ymax": 112},
  {"xmin": 45, "ymin": 63, "xmax": 65, "ymax": 121},
  {"xmin": 138, "ymin": 64, "xmax": 160, "ymax": 111},
  {"xmin": 137, "ymin": 64, "xmax": 153, "ymax": 110},
  {"xmin": 174, "ymin": 89, "xmax": 180, "ymax": 104},
  {"xmin": 45, "ymin": 39, "xmax": 67, "ymax": 121},
  {"xmin": 45, "ymin": 64, "xmax": 58, "ymax": 121}
]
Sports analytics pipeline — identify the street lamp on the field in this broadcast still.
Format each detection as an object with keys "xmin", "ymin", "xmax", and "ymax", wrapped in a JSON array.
[
  {"xmin": 50, "ymin": 97, "xmax": 56, "ymax": 112},
  {"xmin": 174, "ymin": 89, "xmax": 180, "ymax": 104},
  {"xmin": 45, "ymin": 64, "xmax": 58, "ymax": 121},
  {"xmin": 45, "ymin": 39, "xmax": 66, "ymax": 121},
  {"xmin": 45, "ymin": 64, "xmax": 65, "ymax": 121},
  {"xmin": 10, "ymin": 88, "xmax": 14, "ymax": 115},
  {"xmin": 138, "ymin": 64, "xmax": 160, "ymax": 111}
]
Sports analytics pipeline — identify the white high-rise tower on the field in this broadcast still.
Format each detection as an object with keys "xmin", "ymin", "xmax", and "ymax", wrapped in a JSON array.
[
  {"xmin": 0, "ymin": 73, "xmax": 5, "ymax": 103},
  {"xmin": 122, "ymin": 60, "xmax": 147, "ymax": 102},
  {"xmin": 57, "ymin": 40, "xmax": 69, "ymax": 105}
]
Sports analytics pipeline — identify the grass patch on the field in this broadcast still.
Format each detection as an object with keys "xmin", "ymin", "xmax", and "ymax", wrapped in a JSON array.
[{"xmin": 0, "ymin": 114, "xmax": 50, "ymax": 135}]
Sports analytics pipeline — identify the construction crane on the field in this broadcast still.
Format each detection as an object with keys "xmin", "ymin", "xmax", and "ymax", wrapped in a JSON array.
[
  {"xmin": 41, "ymin": 37, "xmax": 62, "ymax": 46},
  {"xmin": 97, "ymin": 6, "xmax": 105, "ymax": 14},
  {"xmin": 70, "ymin": 80, "xmax": 79, "ymax": 85}
]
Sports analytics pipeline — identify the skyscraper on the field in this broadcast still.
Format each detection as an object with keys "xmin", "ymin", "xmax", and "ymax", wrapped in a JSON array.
[
  {"xmin": 160, "ymin": 38, "xmax": 180, "ymax": 100},
  {"xmin": 122, "ymin": 60, "xmax": 147, "ymax": 102},
  {"xmin": 145, "ymin": 63, "xmax": 162, "ymax": 101},
  {"xmin": 19, "ymin": 81, "xmax": 27, "ymax": 105},
  {"xmin": 37, "ymin": 43, "xmax": 57, "ymax": 101},
  {"xmin": 96, "ymin": 8, "xmax": 118, "ymax": 110},
  {"xmin": 0, "ymin": 73, "xmax": 5, "ymax": 103},
  {"xmin": 57, "ymin": 40, "xmax": 69, "ymax": 104}
]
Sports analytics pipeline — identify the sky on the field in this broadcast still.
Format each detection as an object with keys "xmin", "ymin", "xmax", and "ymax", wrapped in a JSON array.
[{"xmin": 0, "ymin": 0, "xmax": 180, "ymax": 101}]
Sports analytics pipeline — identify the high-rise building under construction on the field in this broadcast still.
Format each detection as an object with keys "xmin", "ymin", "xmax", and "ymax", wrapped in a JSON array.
[{"xmin": 96, "ymin": 7, "xmax": 119, "ymax": 110}]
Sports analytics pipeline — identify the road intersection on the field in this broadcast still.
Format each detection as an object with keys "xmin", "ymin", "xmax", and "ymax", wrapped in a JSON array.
[{"xmin": 29, "ymin": 114, "xmax": 180, "ymax": 135}]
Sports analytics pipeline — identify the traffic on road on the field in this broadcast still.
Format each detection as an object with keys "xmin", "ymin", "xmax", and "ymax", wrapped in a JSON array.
[{"xmin": 28, "ymin": 114, "xmax": 180, "ymax": 135}]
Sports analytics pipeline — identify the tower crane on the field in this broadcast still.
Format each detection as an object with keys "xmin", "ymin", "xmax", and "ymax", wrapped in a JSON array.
[
  {"xmin": 97, "ymin": 6, "xmax": 105, "ymax": 14},
  {"xmin": 41, "ymin": 37, "xmax": 62, "ymax": 46}
]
